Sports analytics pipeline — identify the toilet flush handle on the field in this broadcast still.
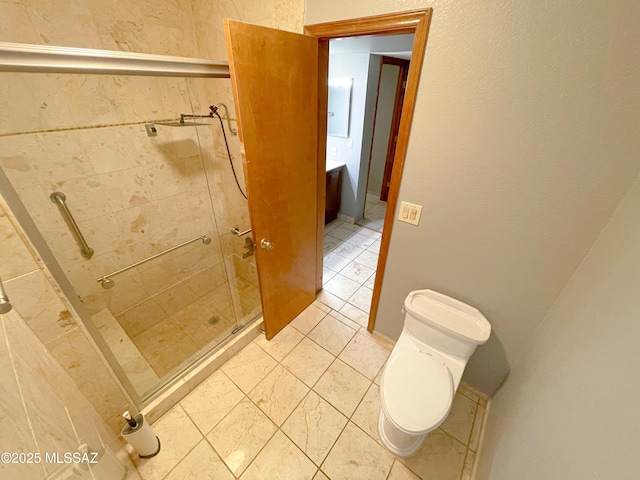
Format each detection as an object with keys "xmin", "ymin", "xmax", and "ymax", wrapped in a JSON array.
[{"xmin": 401, "ymin": 305, "xmax": 406, "ymax": 314}]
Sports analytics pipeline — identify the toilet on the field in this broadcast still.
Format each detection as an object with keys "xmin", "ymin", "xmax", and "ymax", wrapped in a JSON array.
[{"xmin": 378, "ymin": 289, "xmax": 491, "ymax": 457}]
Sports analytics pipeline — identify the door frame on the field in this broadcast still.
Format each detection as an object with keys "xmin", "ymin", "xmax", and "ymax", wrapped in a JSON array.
[
  {"xmin": 377, "ymin": 56, "xmax": 410, "ymax": 202},
  {"xmin": 305, "ymin": 9, "xmax": 433, "ymax": 332}
]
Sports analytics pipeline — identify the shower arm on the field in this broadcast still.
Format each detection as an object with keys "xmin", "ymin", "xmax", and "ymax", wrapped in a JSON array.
[{"xmin": 175, "ymin": 103, "xmax": 237, "ymax": 135}]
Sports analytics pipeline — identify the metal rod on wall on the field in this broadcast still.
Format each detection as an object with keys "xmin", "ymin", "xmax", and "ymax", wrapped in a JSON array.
[
  {"xmin": 50, "ymin": 191, "xmax": 94, "ymax": 260},
  {"xmin": 97, "ymin": 234, "xmax": 212, "ymax": 289}
]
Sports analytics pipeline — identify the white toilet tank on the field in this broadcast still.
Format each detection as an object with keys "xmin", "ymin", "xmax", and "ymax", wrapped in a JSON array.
[{"xmin": 403, "ymin": 290, "xmax": 491, "ymax": 358}]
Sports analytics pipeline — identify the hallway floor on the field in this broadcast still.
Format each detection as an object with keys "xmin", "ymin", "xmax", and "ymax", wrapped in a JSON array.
[{"xmin": 131, "ymin": 299, "xmax": 488, "ymax": 480}]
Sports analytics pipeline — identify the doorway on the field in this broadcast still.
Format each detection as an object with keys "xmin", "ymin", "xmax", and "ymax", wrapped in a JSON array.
[
  {"xmin": 306, "ymin": 9, "xmax": 432, "ymax": 332},
  {"xmin": 316, "ymin": 34, "xmax": 413, "ymax": 327}
]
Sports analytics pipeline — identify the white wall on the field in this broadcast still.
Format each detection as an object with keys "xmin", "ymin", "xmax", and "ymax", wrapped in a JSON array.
[
  {"xmin": 306, "ymin": 0, "xmax": 640, "ymax": 394},
  {"xmin": 368, "ymin": 63, "xmax": 400, "ymax": 197},
  {"xmin": 477, "ymin": 173, "xmax": 640, "ymax": 478},
  {"xmin": 327, "ymin": 53, "xmax": 374, "ymax": 219}
]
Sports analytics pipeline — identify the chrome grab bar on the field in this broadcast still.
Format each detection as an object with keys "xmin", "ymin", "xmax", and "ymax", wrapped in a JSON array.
[
  {"xmin": 0, "ymin": 276, "xmax": 12, "ymax": 314},
  {"xmin": 231, "ymin": 227, "xmax": 252, "ymax": 237},
  {"xmin": 50, "ymin": 192, "xmax": 94, "ymax": 259},
  {"xmin": 97, "ymin": 234, "xmax": 211, "ymax": 289}
]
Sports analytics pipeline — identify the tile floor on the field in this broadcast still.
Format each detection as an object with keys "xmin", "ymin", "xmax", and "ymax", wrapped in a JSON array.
[
  {"xmin": 356, "ymin": 193, "xmax": 387, "ymax": 232},
  {"xmin": 131, "ymin": 299, "xmax": 489, "ymax": 480},
  {"xmin": 322, "ymin": 218, "xmax": 381, "ymax": 322}
]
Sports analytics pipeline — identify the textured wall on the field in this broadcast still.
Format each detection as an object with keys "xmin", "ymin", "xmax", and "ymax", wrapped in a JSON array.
[
  {"xmin": 306, "ymin": 0, "xmax": 640, "ymax": 394},
  {"xmin": 478, "ymin": 173, "xmax": 640, "ymax": 478}
]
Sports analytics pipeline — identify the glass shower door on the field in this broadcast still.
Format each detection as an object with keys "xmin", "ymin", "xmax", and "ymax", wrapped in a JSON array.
[{"xmin": 0, "ymin": 71, "xmax": 258, "ymax": 400}]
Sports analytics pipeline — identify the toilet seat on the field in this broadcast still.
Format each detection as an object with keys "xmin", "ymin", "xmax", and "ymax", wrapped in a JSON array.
[{"xmin": 381, "ymin": 350, "xmax": 453, "ymax": 434}]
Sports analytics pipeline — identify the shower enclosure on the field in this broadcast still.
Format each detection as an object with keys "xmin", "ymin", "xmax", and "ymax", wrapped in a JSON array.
[{"xmin": 0, "ymin": 44, "xmax": 261, "ymax": 403}]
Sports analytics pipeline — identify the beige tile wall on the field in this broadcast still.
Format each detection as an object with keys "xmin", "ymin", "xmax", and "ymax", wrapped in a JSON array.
[
  {"xmin": 0, "ymin": 0, "xmax": 303, "ymax": 435},
  {"xmin": 0, "ymin": 308, "xmax": 136, "ymax": 480}
]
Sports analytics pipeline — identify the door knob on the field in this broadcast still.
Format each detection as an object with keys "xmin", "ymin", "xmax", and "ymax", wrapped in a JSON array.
[{"xmin": 260, "ymin": 238, "xmax": 274, "ymax": 250}]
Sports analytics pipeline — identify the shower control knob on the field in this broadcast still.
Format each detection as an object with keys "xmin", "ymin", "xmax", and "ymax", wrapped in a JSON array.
[{"xmin": 260, "ymin": 239, "xmax": 274, "ymax": 250}]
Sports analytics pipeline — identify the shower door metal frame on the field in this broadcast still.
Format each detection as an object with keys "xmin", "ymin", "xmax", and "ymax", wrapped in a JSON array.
[
  {"xmin": 0, "ymin": 42, "xmax": 234, "ymax": 408},
  {"xmin": 0, "ymin": 42, "xmax": 230, "ymax": 78}
]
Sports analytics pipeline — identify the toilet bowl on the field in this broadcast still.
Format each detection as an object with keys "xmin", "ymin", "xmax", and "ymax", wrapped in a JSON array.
[{"xmin": 378, "ymin": 290, "xmax": 491, "ymax": 457}]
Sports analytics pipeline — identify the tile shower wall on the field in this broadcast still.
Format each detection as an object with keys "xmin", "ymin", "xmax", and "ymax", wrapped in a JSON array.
[
  {"xmin": 0, "ymin": 200, "xmax": 132, "ymax": 432},
  {"xmin": 0, "ymin": 308, "xmax": 138, "ymax": 480},
  {"xmin": 0, "ymin": 0, "xmax": 304, "ymax": 432}
]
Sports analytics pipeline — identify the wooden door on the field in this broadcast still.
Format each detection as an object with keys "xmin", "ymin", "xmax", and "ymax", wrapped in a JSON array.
[{"xmin": 224, "ymin": 20, "xmax": 318, "ymax": 340}]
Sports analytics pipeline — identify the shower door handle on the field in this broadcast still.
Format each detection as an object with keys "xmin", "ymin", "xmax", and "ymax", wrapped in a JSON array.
[{"xmin": 260, "ymin": 239, "xmax": 274, "ymax": 250}]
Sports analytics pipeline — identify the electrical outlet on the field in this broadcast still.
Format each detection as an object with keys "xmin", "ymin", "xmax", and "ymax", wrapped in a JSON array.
[
  {"xmin": 347, "ymin": 138, "xmax": 354, "ymax": 148},
  {"xmin": 398, "ymin": 201, "xmax": 423, "ymax": 226}
]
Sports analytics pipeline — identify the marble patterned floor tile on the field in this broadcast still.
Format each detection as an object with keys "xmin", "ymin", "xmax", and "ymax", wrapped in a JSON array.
[
  {"xmin": 324, "ymin": 219, "xmax": 343, "ymax": 234},
  {"xmin": 344, "ymin": 231, "xmax": 376, "ymax": 249},
  {"xmin": 134, "ymin": 405, "xmax": 202, "ymax": 480},
  {"xmin": 321, "ymin": 422, "xmax": 394, "ymax": 480},
  {"xmin": 327, "ymin": 310, "xmax": 361, "ymax": 331},
  {"xmin": 323, "ymin": 252, "xmax": 351, "ymax": 272},
  {"xmin": 331, "ymin": 242, "xmax": 365, "ymax": 261},
  {"xmin": 323, "ymin": 235, "xmax": 342, "ymax": 251},
  {"xmin": 399, "ymin": 429, "xmax": 467, "ymax": 480},
  {"xmin": 221, "ymin": 342, "xmax": 277, "ymax": 394},
  {"xmin": 338, "ymin": 302, "xmax": 370, "ymax": 328},
  {"xmin": 206, "ymin": 399, "xmax": 276, "ymax": 477},
  {"xmin": 241, "ymin": 430, "xmax": 317, "ymax": 480},
  {"xmin": 308, "ymin": 315, "xmax": 356, "ymax": 356},
  {"xmin": 316, "ymin": 289, "xmax": 346, "ymax": 311},
  {"xmin": 440, "ymin": 393, "xmax": 477, "ymax": 445},
  {"xmin": 281, "ymin": 337, "xmax": 335, "ymax": 387},
  {"xmin": 323, "ymin": 273, "xmax": 361, "ymax": 301},
  {"xmin": 353, "ymin": 250, "xmax": 379, "ymax": 270},
  {"xmin": 327, "ymin": 226, "xmax": 356, "ymax": 241},
  {"xmin": 180, "ymin": 370, "xmax": 244, "ymax": 435},
  {"xmin": 374, "ymin": 367, "xmax": 384, "ymax": 386},
  {"xmin": 312, "ymin": 300, "xmax": 332, "ymax": 314},
  {"xmin": 164, "ymin": 439, "xmax": 234, "ymax": 480},
  {"xmin": 388, "ymin": 460, "xmax": 421, "ymax": 480},
  {"xmin": 457, "ymin": 381, "xmax": 480, "ymax": 403},
  {"xmin": 281, "ymin": 391, "xmax": 348, "ymax": 466},
  {"xmin": 322, "ymin": 267, "xmax": 337, "ymax": 285},
  {"xmin": 338, "ymin": 332, "xmax": 391, "ymax": 380},
  {"xmin": 351, "ymin": 383, "xmax": 382, "ymax": 444},
  {"xmin": 253, "ymin": 324, "xmax": 304, "ymax": 361},
  {"xmin": 339, "ymin": 260, "xmax": 375, "ymax": 284},
  {"xmin": 364, "ymin": 274, "xmax": 376, "ymax": 290},
  {"xmin": 347, "ymin": 286, "xmax": 374, "ymax": 313},
  {"xmin": 469, "ymin": 403, "xmax": 486, "ymax": 451},
  {"xmin": 354, "ymin": 226, "xmax": 383, "ymax": 240},
  {"xmin": 461, "ymin": 449, "xmax": 475, "ymax": 480},
  {"xmin": 291, "ymin": 304, "xmax": 329, "ymax": 335},
  {"xmin": 313, "ymin": 359, "xmax": 370, "ymax": 417},
  {"xmin": 132, "ymin": 318, "xmax": 200, "ymax": 377},
  {"xmin": 367, "ymin": 239, "xmax": 382, "ymax": 253},
  {"xmin": 248, "ymin": 365, "xmax": 309, "ymax": 426}
]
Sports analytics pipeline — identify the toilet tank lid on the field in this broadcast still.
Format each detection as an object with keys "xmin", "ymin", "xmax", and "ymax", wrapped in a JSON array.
[{"xmin": 405, "ymin": 290, "xmax": 491, "ymax": 343}]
